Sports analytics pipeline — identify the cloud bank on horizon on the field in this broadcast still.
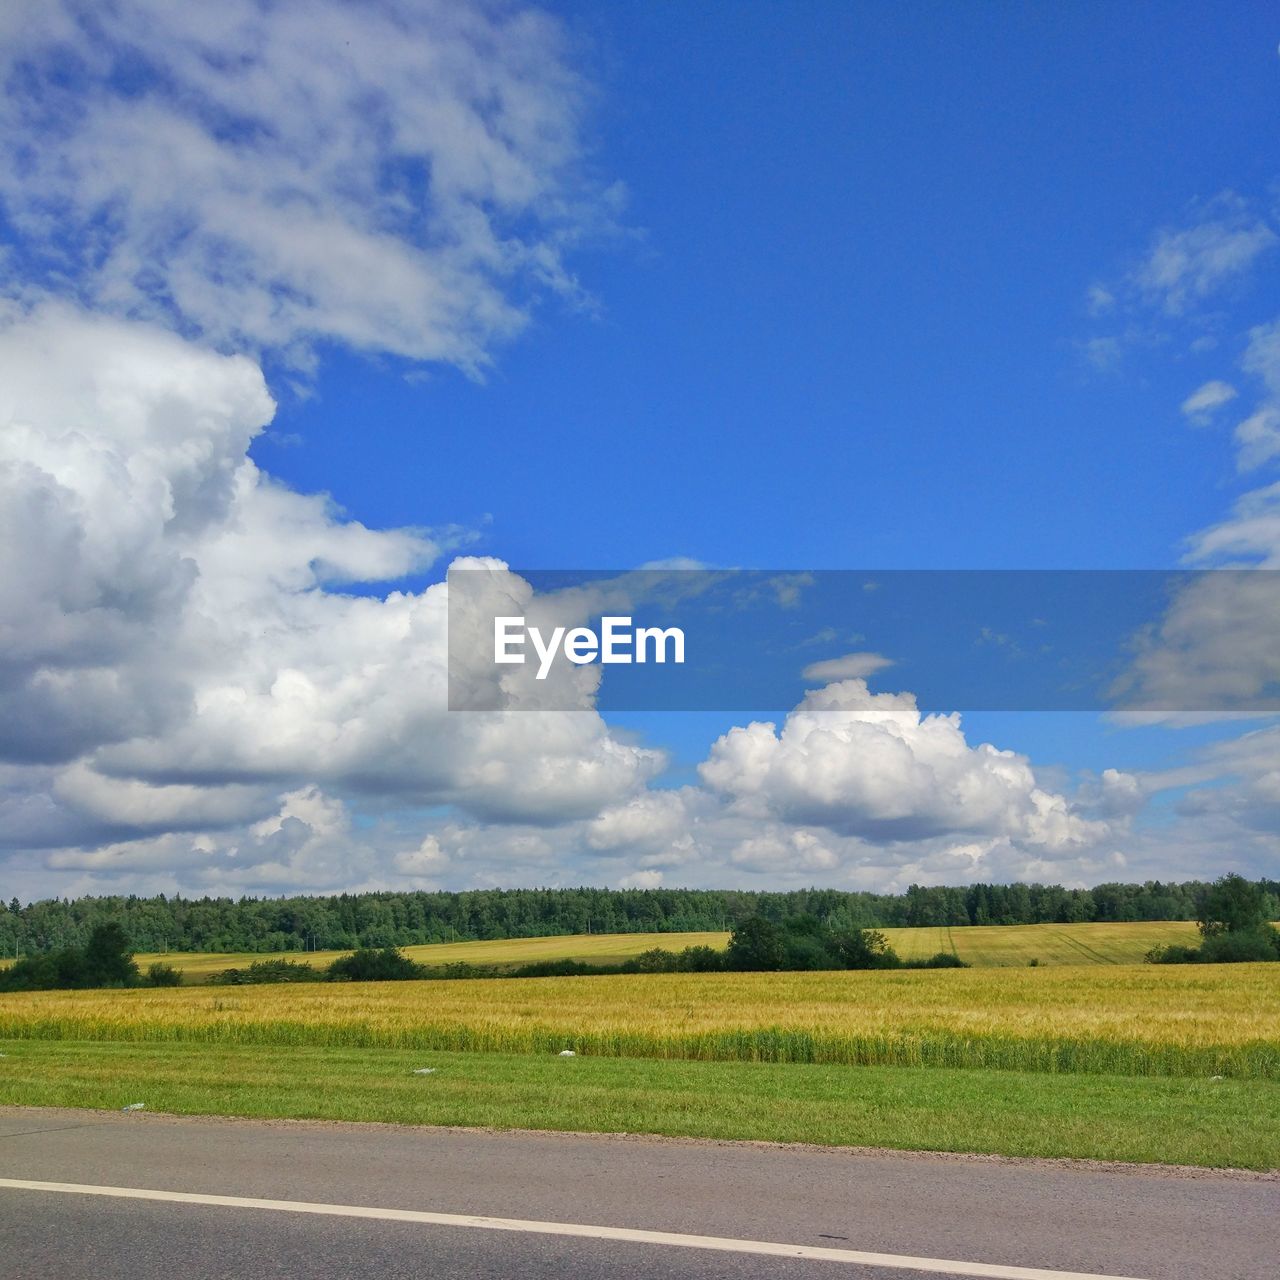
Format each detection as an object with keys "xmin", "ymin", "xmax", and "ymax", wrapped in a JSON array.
[{"xmin": 0, "ymin": 2, "xmax": 1276, "ymax": 902}]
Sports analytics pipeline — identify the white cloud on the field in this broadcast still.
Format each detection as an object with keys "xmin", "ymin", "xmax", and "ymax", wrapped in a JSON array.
[
  {"xmin": 0, "ymin": 304, "xmax": 659, "ymax": 871},
  {"xmin": 1131, "ymin": 197, "xmax": 1275, "ymax": 316},
  {"xmin": 1180, "ymin": 379, "xmax": 1237, "ymax": 424},
  {"xmin": 585, "ymin": 789, "xmax": 697, "ymax": 855},
  {"xmin": 619, "ymin": 869, "xmax": 663, "ymax": 889},
  {"xmin": 698, "ymin": 678, "xmax": 1108, "ymax": 850},
  {"xmin": 0, "ymin": 0, "xmax": 610, "ymax": 371},
  {"xmin": 800, "ymin": 652, "xmax": 893, "ymax": 683},
  {"xmin": 1185, "ymin": 480, "xmax": 1280, "ymax": 566}
]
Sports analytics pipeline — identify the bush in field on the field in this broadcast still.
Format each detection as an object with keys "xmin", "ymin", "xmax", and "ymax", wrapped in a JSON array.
[
  {"xmin": 146, "ymin": 962, "xmax": 182, "ymax": 987},
  {"xmin": 327, "ymin": 947, "xmax": 423, "ymax": 982},
  {"xmin": 832, "ymin": 927, "xmax": 902, "ymax": 970},
  {"xmin": 1200, "ymin": 927, "xmax": 1280, "ymax": 964},
  {"xmin": 779, "ymin": 932, "xmax": 841, "ymax": 971},
  {"xmin": 676, "ymin": 945, "xmax": 724, "ymax": 972},
  {"xmin": 723, "ymin": 917, "xmax": 911, "ymax": 973},
  {"xmin": 509, "ymin": 958, "xmax": 602, "ymax": 978},
  {"xmin": 627, "ymin": 948, "xmax": 681, "ymax": 974},
  {"xmin": 209, "ymin": 958, "xmax": 322, "ymax": 985},
  {"xmin": 918, "ymin": 951, "xmax": 969, "ymax": 969},
  {"xmin": 1146, "ymin": 943, "xmax": 1203, "ymax": 965}
]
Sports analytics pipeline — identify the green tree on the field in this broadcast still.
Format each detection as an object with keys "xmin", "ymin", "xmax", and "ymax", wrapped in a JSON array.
[
  {"xmin": 82, "ymin": 923, "xmax": 139, "ymax": 986},
  {"xmin": 725, "ymin": 916, "xmax": 785, "ymax": 971},
  {"xmin": 1198, "ymin": 874, "xmax": 1268, "ymax": 938}
]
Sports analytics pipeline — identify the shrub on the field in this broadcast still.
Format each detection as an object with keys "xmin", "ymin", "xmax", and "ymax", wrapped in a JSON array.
[
  {"xmin": 509, "ymin": 959, "xmax": 606, "ymax": 978},
  {"xmin": 327, "ymin": 947, "xmax": 424, "ymax": 982},
  {"xmin": 628, "ymin": 948, "xmax": 681, "ymax": 974},
  {"xmin": 1199, "ymin": 927, "xmax": 1280, "ymax": 965},
  {"xmin": 1147, "ymin": 927, "xmax": 1280, "ymax": 965},
  {"xmin": 1146, "ymin": 944, "xmax": 1202, "ymax": 965},
  {"xmin": 780, "ymin": 932, "xmax": 841, "ymax": 971},
  {"xmin": 832, "ymin": 928, "xmax": 901, "ymax": 970},
  {"xmin": 675, "ymin": 945, "xmax": 723, "ymax": 972},
  {"xmin": 210, "ymin": 959, "xmax": 321, "ymax": 984},
  {"xmin": 919, "ymin": 951, "xmax": 969, "ymax": 969},
  {"xmin": 146, "ymin": 962, "xmax": 182, "ymax": 987}
]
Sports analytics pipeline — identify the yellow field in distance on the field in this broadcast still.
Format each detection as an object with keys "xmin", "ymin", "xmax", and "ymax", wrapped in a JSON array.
[
  {"xmin": 130, "ymin": 919, "xmax": 1203, "ymax": 982},
  {"xmin": 134, "ymin": 930, "xmax": 732, "ymax": 981}
]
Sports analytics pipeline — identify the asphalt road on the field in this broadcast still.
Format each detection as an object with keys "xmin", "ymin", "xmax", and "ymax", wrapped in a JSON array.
[{"xmin": 0, "ymin": 1107, "xmax": 1274, "ymax": 1280}]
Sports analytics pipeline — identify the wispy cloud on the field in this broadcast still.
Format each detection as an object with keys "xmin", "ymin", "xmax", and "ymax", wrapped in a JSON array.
[
  {"xmin": 1180, "ymin": 379, "xmax": 1238, "ymax": 424},
  {"xmin": 0, "ymin": 0, "xmax": 615, "ymax": 372},
  {"xmin": 1130, "ymin": 194, "xmax": 1276, "ymax": 317}
]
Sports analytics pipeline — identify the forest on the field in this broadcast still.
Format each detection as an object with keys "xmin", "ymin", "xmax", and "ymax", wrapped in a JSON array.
[{"xmin": 3, "ymin": 877, "xmax": 1276, "ymax": 957}]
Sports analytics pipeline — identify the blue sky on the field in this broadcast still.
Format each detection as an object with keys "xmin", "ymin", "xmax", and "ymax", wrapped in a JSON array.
[
  {"xmin": 261, "ymin": 1, "xmax": 1280, "ymax": 571},
  {"xmin": 0, "ymin": 1, "xmax": 1277, "ymax": 900}
]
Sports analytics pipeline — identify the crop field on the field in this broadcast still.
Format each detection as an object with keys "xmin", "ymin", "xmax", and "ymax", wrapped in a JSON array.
[
  {"xmin": 129, "ymin": 931, "xmax": 733, "ymax": 981},
  {"xmin": 126, "ymin": 919, "xmax": 1205, "ymax": 982},
  {"xmin": 2, "ymin": 963, "xmax": 1277, "ymax": 1079},
  {"xmin": 881, "ymin": 920, "xmax": 1201, "ymax": 966}
]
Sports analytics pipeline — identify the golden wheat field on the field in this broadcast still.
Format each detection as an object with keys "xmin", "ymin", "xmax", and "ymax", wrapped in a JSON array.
[{"xmin": 3, "ymin": 963, "xmax": 1277, "ymax": 1079}]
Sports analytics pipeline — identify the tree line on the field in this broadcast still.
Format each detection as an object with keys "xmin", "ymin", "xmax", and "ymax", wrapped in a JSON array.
[{"xmin": 2, "ymin": 877, "xmax": 1276, "ymax": 958}]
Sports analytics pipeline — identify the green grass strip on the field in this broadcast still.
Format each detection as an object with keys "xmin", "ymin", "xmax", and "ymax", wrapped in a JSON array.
[{"xmin": 1, "ymin": 1039, "xmax": 1277, "ymax": 1171}]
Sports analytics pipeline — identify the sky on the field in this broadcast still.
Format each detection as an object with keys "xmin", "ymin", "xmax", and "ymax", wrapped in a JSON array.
[{"xmin": 0, "ymin": 0, "xmax": 1277, "ymax": 903}]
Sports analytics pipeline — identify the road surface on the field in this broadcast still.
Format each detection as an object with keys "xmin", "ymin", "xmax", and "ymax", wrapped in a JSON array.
[{"xmin": 0, "ymin": 1107, "xmax": 1273, "ymax": 1279}]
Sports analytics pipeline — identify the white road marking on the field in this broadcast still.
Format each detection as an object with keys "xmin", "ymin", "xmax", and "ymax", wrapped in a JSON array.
[{"xmin": 0, "ymin": 1176, "xmax": 1149, "ymax": 1280}]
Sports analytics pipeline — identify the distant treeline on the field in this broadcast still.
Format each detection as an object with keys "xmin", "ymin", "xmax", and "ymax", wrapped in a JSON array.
[{"xmin": 3, "ymin": 877, "xmax": 1276, "ymax": 957}]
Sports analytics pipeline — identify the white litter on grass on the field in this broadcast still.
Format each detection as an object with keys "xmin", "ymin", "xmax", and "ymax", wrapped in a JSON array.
[
  {"xmin": 121, "ymin": 1102, "xmax": 145, "ymax": 1111},
  {"xmin": 412, "ymin": 1068, "xmax": 438, "ymax": 1075},
  {"xmin": 1210, "ymin": 1075, "xmax": 1224, "ymax": 1081},
  {"xmin": 558, "ymin": 1050, "xmax": 576, "ymax": 1057}
]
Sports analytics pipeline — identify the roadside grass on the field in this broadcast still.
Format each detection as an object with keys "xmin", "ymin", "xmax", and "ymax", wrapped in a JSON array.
[
  {"xmin": 0, "ymin": 1039, "xmax": 1274, "ymax": 1170},
  {"xmin": 2, "ymin": 964, "xmax": 1276, "ymax": 1079},
  {"xmin": 114, "ymin": 920, "xmax": 1209, "ymax": 983}
]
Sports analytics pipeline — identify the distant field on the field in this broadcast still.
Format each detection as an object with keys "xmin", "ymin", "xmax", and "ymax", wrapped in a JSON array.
[
  {"xmin": 127, "ymin": 919, "xmax": 1206, "ymax": 981},
  {"xmin": 131, "ymin": 931, "xmax": 733, "ymax": 981},
  {"xmin": 882, "ymin": 919, "xmax": 1202, "ymax": 966}
]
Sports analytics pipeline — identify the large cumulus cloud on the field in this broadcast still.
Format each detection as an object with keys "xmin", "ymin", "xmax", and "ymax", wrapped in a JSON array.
[
  {"xmin": 0, "ymin": 303, "xmax": 660, "ymax": 872},
  {"xmin": 699, "ymin": 678, "xmax": 1108, "ymax": 850}
]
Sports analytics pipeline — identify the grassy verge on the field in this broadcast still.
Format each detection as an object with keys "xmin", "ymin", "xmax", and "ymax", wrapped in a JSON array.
[{"xmin": 0, "ymin": 1039, "xmax": 1275, "ymax": 1170}]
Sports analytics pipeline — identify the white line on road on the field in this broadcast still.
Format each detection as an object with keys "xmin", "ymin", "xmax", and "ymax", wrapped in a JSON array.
[{"xmin": 0, "ymin": 1176, "xmax": 1149, "ymax": 1280}]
